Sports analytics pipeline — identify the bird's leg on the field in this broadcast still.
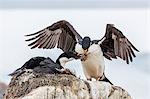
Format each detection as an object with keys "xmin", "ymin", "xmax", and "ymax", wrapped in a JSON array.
[
  {"xmin": 87, "ymin": 78, "xmax": 92, "ymax": 81},
  {"xmin": 97, "ymin": 75, "xmax": 105, "ymax": 81},
  {"xmin": 86, "ymin": 75, "xmax": 92, "ymax": 81},
  {"xmin": 97, "ymin": 74, "xmax": 113, "ymax": 85}
]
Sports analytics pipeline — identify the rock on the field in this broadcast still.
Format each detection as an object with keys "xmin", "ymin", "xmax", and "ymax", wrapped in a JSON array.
[
  {"xmin": 0, "ymin": 81, "xmax": 7, "ymax": 99},
  {"xmin": 4, "ymin": 72, "xmax": 132, "ymax": 99}
]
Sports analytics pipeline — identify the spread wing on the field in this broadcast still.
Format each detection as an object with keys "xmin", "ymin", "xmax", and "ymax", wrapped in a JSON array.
[
  {"xmin": 100, "ymin": 24, "xmax": 139, "ymax": 64},
  {"xmin": 25, "ymin": 20, "xmax": 82, "ymax": 52}
]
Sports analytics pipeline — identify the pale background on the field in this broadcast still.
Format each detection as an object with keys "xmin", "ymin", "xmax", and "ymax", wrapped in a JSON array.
[{"xmin": 0, "ymin": 0, "xmax": 150, "ymax": 99}]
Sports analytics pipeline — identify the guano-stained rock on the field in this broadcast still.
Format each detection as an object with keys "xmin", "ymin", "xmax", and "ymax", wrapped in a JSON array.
[{"xmin": 4, "ymin": 72, "xmax": 132, "ymax": 99}]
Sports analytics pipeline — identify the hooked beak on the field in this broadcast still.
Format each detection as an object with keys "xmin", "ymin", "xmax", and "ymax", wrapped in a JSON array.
[{"xmin": 84, "ymin": 49, "xmax": 88, "ymax": 53}]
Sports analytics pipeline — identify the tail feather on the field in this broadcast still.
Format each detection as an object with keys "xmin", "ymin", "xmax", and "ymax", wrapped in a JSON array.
[
  {"xmin": 9, "ymin": 68, "xmax": 25, "ymax": 77},
  {"xmin": 102, "ymin": 77, "xmax": 113, "ymax": 85},
  {"xmin": 99, "ymin": 74, "xmax": 113, "ymax": 85}
]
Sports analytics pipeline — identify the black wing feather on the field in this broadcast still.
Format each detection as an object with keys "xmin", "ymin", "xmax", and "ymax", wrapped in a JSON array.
[
  {"xmin": 100, "ymin": 24, "xmax": 139, "ymax": 64},
  {"xmin": 25, "ymin": 20, "xmax": 82, "ymax": 52}
]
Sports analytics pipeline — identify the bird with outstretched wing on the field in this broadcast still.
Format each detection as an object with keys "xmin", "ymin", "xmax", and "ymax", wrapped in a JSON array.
[{"xmin": 25, "ymin": 20, "xmax": 139, "ymax": 84}]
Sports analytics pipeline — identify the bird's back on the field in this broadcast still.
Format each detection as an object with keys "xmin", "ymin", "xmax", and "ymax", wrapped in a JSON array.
[
  {"xmin": 9, "ymin": 57, "xmax": 62, "ymax": 76},
  {"xmin": 33, "ymin": 57, "xmax": 63, "ymax": 74}
]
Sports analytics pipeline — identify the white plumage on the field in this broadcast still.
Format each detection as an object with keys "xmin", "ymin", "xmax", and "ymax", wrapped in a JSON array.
[
  {"xmin": 25, "ymin": 20, "xmax": 139, "ymax": 83},
  {"xmin": 75, "ymin": 43, "xmax": 105, "ymax": 80}
]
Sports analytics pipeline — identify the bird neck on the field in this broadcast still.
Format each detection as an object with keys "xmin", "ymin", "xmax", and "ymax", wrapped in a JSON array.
[
  {"xmin": 56, "ymin": 57, "xmax": 67, "ymax": 67},
  {"xmin": 56, "ymin": 58, "xmax": 61, "ymax": 65},
  {"xmin": 60, "ymin": 62, "xmax": 66, "ymax": 67}
]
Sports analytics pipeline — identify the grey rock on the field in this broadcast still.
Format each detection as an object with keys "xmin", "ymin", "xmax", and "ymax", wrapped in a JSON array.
[{"xmin": 4, "ymin": 72, "xmax": 132, "ymax": 99}]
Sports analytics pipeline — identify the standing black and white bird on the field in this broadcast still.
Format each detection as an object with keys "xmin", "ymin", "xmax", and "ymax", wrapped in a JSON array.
[
  {"xmin": 9, "ymin": 52, "xmax": 79, "ymax": 77},
  {"xmin": 25, "ymin": 20, "xmax": 139, "ymax": 84}
]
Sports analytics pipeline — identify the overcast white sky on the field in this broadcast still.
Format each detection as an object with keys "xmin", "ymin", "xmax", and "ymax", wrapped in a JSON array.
[
  {"xmin": 0, "ymin": 8, "xmax": 149, "ymax": 80},
  {"xmin": 0, "ymin": 0, "xmax": 148, "ymax": 8},
  {"xmin": 0, "ymin": 0, "xmax": 150, "ymax": 98}
]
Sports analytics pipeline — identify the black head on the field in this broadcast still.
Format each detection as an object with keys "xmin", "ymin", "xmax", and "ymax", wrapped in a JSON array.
[
  {"xmin": 82, "ymin": 36, "xmax": 91, "ymax": 50},
  {"xmin": 56, "ymin": 52, "xmax": 80, "ymax": 65}
]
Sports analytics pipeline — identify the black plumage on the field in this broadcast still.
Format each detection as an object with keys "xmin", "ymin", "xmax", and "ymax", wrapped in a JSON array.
[
  {"xmin": 9, "ymin": 52, "xmax": 79, "ymax": 77},
  {"xmin": 100, "ymin": 24, "xmax": 139, "ymax": 64},
  {"xmin": 25, "ymin": 20, "xmax": 139, "ymax": 64},
  {"xmin": 25, "ymin": 20, "xmax": 82, "ymax": 52},
  {"xmin": 22, "ymin": 20, "xmax": 140, "ymax": 83}
]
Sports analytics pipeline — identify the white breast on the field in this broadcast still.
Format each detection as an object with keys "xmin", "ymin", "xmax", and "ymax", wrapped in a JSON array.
[{"xmin": 76, "ymin": 44, "xmax": 105, "ymax": 80}]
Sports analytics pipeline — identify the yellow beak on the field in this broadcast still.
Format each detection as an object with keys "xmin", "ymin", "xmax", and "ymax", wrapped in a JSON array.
[{"xmin": 84, "ymin": 49, "xmax": 88, "ymax": 53}]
